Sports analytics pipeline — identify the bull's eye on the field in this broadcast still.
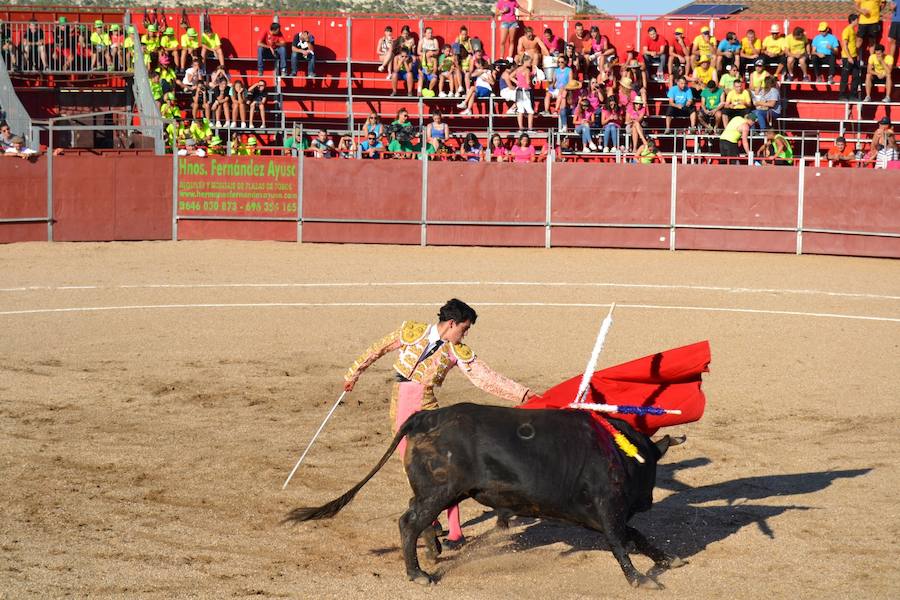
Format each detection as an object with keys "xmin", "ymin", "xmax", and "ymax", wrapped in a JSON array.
[{"xmin": 517, "ymin": 423, "xmax": 535, "ymax": 441}]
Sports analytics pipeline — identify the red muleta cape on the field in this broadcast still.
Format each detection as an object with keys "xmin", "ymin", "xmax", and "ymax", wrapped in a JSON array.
[{"xmin": 520, "ymin": 341, "xmax": 710, "ymax": 436}]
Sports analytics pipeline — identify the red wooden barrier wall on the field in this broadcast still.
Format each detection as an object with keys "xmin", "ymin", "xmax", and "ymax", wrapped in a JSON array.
[{"xmin": 0, "ymin": 158, "xmax": 48, "ymax": 243}]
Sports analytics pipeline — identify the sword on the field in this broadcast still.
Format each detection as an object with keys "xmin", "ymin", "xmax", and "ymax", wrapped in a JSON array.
[{"xmin": 282, "ymin": 390, "xmax": 346, "ymax": 490}]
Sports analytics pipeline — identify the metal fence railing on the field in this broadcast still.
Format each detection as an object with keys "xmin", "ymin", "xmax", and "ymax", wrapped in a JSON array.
[
  {"xmin": 0, "ymin": 52, "xmax": 36, "ymax": 149},
  {"xmin": 126, "ymin": 12, "xmax": 165, "ymax": 154},
  {"xmin": 1, "ymin": 19, "xmax": 132, "ymax": 74}
]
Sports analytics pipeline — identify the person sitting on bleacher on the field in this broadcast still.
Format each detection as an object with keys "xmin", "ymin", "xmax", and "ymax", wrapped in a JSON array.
[
  {"xmin": 872, "ymin": 116, "xmax": 895, "ymax": 148},
  {"xmin": 160, "ymin": 91, "xmax": 179, "ymax": 120},
  {"xmin": 419, "ymin": 49, "xmax": 440, "ymax": 97},
  {"xmin": 585, "ymin": 25, "xmax": 616, "ymax": 74},
  {"xmin": 511, "ymin": 132, "xmax": 536, "ymax": 162},
  {"xmin": 207, "ymin": 135, "xmax": 224, "ymax": 156},
  {"xmin": 518, "ymin": 27, "xmax": 551, "ymax": 76},
  {"xmin": 691, "ymin": 56, "xmax": 718, "ymax": 98},
  {"xmin": 866, "ymin": 133, "xmax": 898, "ymax": 168},
  {"xmin": 665, "ymin": 75, "xmax": 698, "ymax": 133},
  {"xmin": 141, "ymin": 23, "xmax": 161, "ymax": 57},
  {"xmin": 160, "ymin": 27, "xmax": 179, "ymax": 65},
  {"xmin": 424, "ymin": 112, "xmax": 450, "ymax": 153},
  {"xmin": 359, "ymin": 131, "xmax": 384, "ymax": 159},
  {"xmin": 336, "ymin": 135, "xmax": 356, "ymax": 159},
  {"xmin": 668, "ymin": 28, "xmax": 690, "ymax": 84},
  {"xmin": 719, "ymin": 63, "xmax": 738, "ymax": 92},
  {"xmin": 418, "ymin": 27, "xmax": 439, "ymax": 64},
  {"xmin": 488, "ymin": 133, "xmax": 509, "ymax": 161},
  {"xmin": 22, "ymin": 20, "xmax": 48, "ymax": 72},
  {"xmin": 460, "ymin": 133, "xmax": 485, "ymax": 162},
  {"xmin": 691, "ymin": 26, "xmax": 717, "ymax": 74},
  {"xmin": 210, "ymin": 79, "xmax": 231, "ymax": 128},
  {"xmin": 390, "ymin": 47, "xmax": 418, "ymax": 97},
  {"xmin": 230, "ymin": 79, "xmax": 248, "ymax": 129},
  {"xmin": 723, "ymin": 77, "xmax": 752, "ymax": 127},
  {"xmin": 543, "ymin": 27, "xmax": 564, "ymax": 61},
  {"xmin": 179, "ymin": 28, "xmax": 200, "ymax": 71},
  {"xmin": 193, "ymin": 81, "xmax": 210, "ymax": 122},
  {"xmin": 840, "ymin": 14, "xmax": 862, "ymax": 100},
  {"xmin": 542, "ymin": 55, "xmax": 573, "ymax": 119},
  {"xmin": 4, "ymin": 136, "xmax": 36, "ymax": 159},
  {"xmin": 0, "ymin": 123, "xmax": 14, "ymax": 150},
  {"xmin": 388, "ymin": 108, "xmax": 417, "ymax": 156},
  {"xmin": 457, "ymin": 60, "xmax": 499, "ymax": 115},
  {"xmin": 201, "ymin": 21, "xmax": 225, "ymax": 68},
  {"xmin": 643, "ymin": 27, "xmax": 668, "ymax": 82},
  {"xmin": 626, "ymin": 97, "xmax": 649, "ymax": 149},
  {"xmin": 762, "ymin": 24, "xmax": 788, "ymax": 80},
  {"xmin": 739, "ymin": 29, "xmax": 761, "ymax": 74},
  {"xmin": 751, "ymin": 75, "xmax": 781, "ymax": 129},
  {"xmin": 698, "ymin": 79, "xmax": 725, "ymax": 131},
  {"xmin": 290, "ymin": 30, "xmax": 315, "ymax": 81},
  {"xmin": 634, "ymin": 138, "xmax": 663, "ymax": 163},
  {"xmin": 189, "ymin": 116, "xmax": 213, "ymax": 145},
  {"xmin": 283, "ymin": 125, "xmax": 308, "ymax": 155},
  {"xmin": 53, "ymin": 17, "xmax": 73, "ymax": 71},
  {"xmin": 825, "ymin": 136, "xmax": 856, "ymax": 166},
  {"xmin": 863, "ymin": 43, "xmax": 894, "ymax": 102},
  {"xmin": 574, "ymin": 97, "xmax": 597, "ymax": 152},
  {"xmin": 155, "ymin": 52, "xmax": 178, "ymax": 94},
  {"xmin": 785, "ymin": 26, "xmax": 811, "ymax": 81},
  {"xmin": 600, "ymin": 96, "xmax": 623, "ymax": 152},
  {"xmin": 248, "ymin": 80, "xmax": 268, "ymax": 129},
  {"xmin": 715, "ymin": 32, "xmax": 741, "ymax": 74},
  {"xmin": 437, "ymin": 44, "xmax": 462, "ymax": 97},
  {"xmin": 182, "ymin": 57, "xmax": 203, "ymax": 92},
  {"xmin": 811, "ymin": 22, "xmax": 840, "ymax": 83},
  {"xmin": 376, "ymin": 26, "xmax": 395, "ymax": 76},
  {"xmin": 257, "ymin": 22, "xmax": 287, "ymax": 77}
]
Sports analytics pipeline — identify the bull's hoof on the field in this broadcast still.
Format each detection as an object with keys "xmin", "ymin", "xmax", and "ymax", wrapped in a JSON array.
[
  {"xmin": 424, "ymin": 537, "xmax": 442, "ymax": 561},
  {"xmin": 441, "ymin": 536, "xmax": 467, "ymax": 551},
  {"xmin": 408, "ymin": 571, "xmax": 435, "ymax": 586},
  {"xmin": 666, "ymin": 556, "xmax": 687, "ymax": 569},
  {"xmin": 630, "ymin": 575, "xmax": 664, "ymax": 590}
]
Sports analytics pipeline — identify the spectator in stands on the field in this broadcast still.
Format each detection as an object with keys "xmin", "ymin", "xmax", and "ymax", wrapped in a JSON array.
[
  {"xmin": 460, "ymin": 133, "xmax": 484, "ymax": 161},
  {"xmin": 668, "ymin": 28, "xmax": 690, "ymax": 84},
  {"xmin": 749, "ymin": 58, "xmax": 768, "ymax": 92},
  {"xmin": 210, "ymin": 79, "xmax": 231, "ymax": 128},
  {"xmin": 785, "ymin": 26, "xmax": 811, "ymax": 81},
  {"xmin": 866, "ymin": 133, "xmax": 898, "ymax": 168},
  {"xmin": 543, "ymin": 55, "xmax": 573, "ymax": 119},
  {"xmin": 864, "ymin": 44, "xmax": 894, "ymax": 102},
  {"xmin": 872, "ymin": 116, "xmax": 895, "ymax": 148},
  {"xmin": 166, "ymin": 112, "xmax": 188, "ymax": 149},
  {"xmin": 511, "ymin": 132, "xmax": 536, "ymax": 162},
  {"xmin": 719, "ymin": 63, "xmax": 738, "ymax": 92},
  {"xmin": 182, "ymin": 58, "xmax": 203, "ymax": 91},
  {"xmin": 311, "ymin": 130, "xmax": 335, "ymax": 158},
  {"xmin": 390, "ymin": 47, "xmax": 418, "ymax": 96},
  {"xmin": 624, "ymin": 57, "xmax": 649, "ymax": 102},
  {"xmin": 417, "ymin": 27, "xmax": 439, "ymax": 63},
  {"xmin": 141, "ymin": 23, "xmax": 161, "ymax": 58},
  {"xmin": 359, "ymin": 131, "xmax": 384, "ymax": 159},
  {"xmin": 840, "ymin": 14, "xmax": 862, "ymax": 100},
  {"xmin": 437, "ymin": 44, "xmax": 462, "ymax": 97},
  {"xmin": 643, "ymin": 27, "xmax": 667, "ymax": 82},
  {"xmin": 488, "ymin": 132, "xmax": 509, "ymax": 161},
  {"xmin": 201, "ymin": 21, "xmax": 225, "ymax": 68},
  {"xmin": 208, "ymin": 135, "xmax": 224, "ymax": 156},
  {"xmin": 825, "ymin": 135, "xmax": 856, "ymax": 165},
  {"xmin": 617, "ymin": 77, "xmax": 637, "ymax": 109},
  {"xmin": 586, "ymin": 25, "xmax": 616, "ymax": 74},
  {"xmin": 719, "ymin": 111, "xmax": 757, "ymax": 158},
  {"xmin": 425, "ymin": 111, "xmax": 450, "ymax": 152},
  {"xmin": 458, "ymin": 60, "xmax": 497, "ymax": 115},
  {"xmin": 160, "ymin": 27, "xmax": 179, "ymax": 64},
  {"xmin": 192, "ymin": 81, "xmax": 210, "ymax": 120},
  {"xmin": 155, "ymin": 52, "xmax": 177, "ymax": 94},
  {"xmin": 751, "ymin": 75, "xmax": 781, "ymax": 129},
  {"xmin": 739, "ymin": 29, "xmax": 761, "ymax": 74},
  {"xmin": 179, "ymin": 27, "xmax": 201, "ymax": 71},
  {"xmin": 23, "ymin": 20, "xmax": 48, "ymax": 72},
  {"xmin": 759, "ymin": 129, "xmax": 794, "ymax": 165},
  {"xmin": 691, "ymin": 56, "xmax": 718, "ymax": 97},
  {"xmin": 543, "ymin": 27, "xmax": 564, "ymax": 58},
  {"xmin": 762, "ymin": 24, "xmax": 788, "ymax": 79},
  {"xmin": 419, "ymin": 49, "xmax": 439, "ymax": 97},
  {"xmin": 573, "ymin": 97, "xmax": 597, "ymax": 152},
  {"xmin": 855, "ymin": 0, "xmax": 884, "ymax": 58},
  {"xmin": 568, "ymin": 22, "xmax": 589, "ymax": 55},
  {"xmin": 889, "ymin": 0, "xmax": 899, "ymax": 62},
  {"xmin": 513, "ymin": 54, "xmax": 536, "ymax": 132},
  {"xmin": 716, "ymin": 32, "xmax": 741, "ymax": 73},
  {"xmin": 336, "ymin": 135, "xmax": 356, "ymax": 159},
  {"xmin": 257, "ymin": 22, "xmax": 287, "ymax": 77},
  {"xmin": 665, "ymin": 76, "xmax": 698, "ymax": 133},
  {"xmin": 454, "ymin": 26, "xmax": 476, "ymax": 58},
  {"xmin": 517, "ymin": 27, "xmax": 550, "ymax": 73},
  {"xmin": 245, "ymin": 136, "xmax": 261, "ymax": 156},
  {"xmin": 387, "ymin": 108, "xmax": 416, "ymax": 156},
  {"xmin": 0, "ymin": 122, "xmax": 14, "ymax": 150},
  {"xmin": 178, "ymin": 138, "xmax": 206, "ymax": 158},
  {"xmin": 123, "ymin": 25, "xmax": 136, "ymax": 70},
  {"xmin": 600, "ymin": 96, "xmax": 623, "ymax": 152},
  {"xmin": 811, "ymin": 22, "xmax": 840, "ymax": 82},
  {"xmin": 248, "ymin": 80, "xmax": 268, "ymax": 129},
  {"xmin": 397, "ymin": 25, "xmax": 416, "ymax": 56},
  {"xmin": 290, "ymin": 30, "xmax": 316, "ymax": 81},
  {"xmin": 496, "ymin": 0, "xmax": 531, "ymax": 61},
  {"xmin": 160, "ymin": 91, "xmax": 179, "ymax": 120},
  {"xmin": 376, "ymin": 26, "xmax": 394, "ymax": 75},
  {"xmin": 363, "ymin": 112, "xmax": 383, "ymax": 139},
  {"xmin": 691, "ymin": 26, "xmax": 717, "ymax": 73},
  {"xmin": 283, "ymin": 126, "xmax": 307, "ymax": 155},
  {"xmin": 634, "ymin": 138, "xmax": 662, "ymax": 163},
  {"xmin": 53, "ymin": 17, "xmax": 73, "ymax": 71},
  {"xmin": 563, "ymin": 43, "xmax": 587, "ymax": 81},
  {"xmin": 698, "ymin": 79, "xmax": 725, "ymax": 131},
  {"xmin": 4, "ymin": 136, "xmax": 36, "ymax": 159},
  {"xmin": 211, "ymin": 63, "xmax": 229, "ymax": 86},
  {"xmin": 723, "ymin": 77, "xmax": 752, "ymax": 126},
  {"xmin": 625, "ymin": 97, "xmax": 649, "ymax": 149},
  {"xmin": 189, "ymin": 116, "xmax": 213, "ymax": 144}
]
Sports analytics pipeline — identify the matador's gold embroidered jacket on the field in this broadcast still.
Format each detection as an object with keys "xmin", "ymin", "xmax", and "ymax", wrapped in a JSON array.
[{"xmin": 345, "ymin": 320, "xmax": 530, "ymax": 403}]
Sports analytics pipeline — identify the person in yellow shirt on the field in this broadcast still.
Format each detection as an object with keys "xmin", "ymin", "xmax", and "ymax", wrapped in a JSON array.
[
  {"xmin": 141, "ymin": 23, "xmax": 160, "ymax": 53},
  {"xmin": 90, "ymin": 20, "xmax": 110, "ymax": 71},
  {"xmin": 123, "ymin": 25, "xmax": 135, "ymax": 70},
  {"xmin": 201, "ymin": 21, "xmax": 225, "ymax": 67},
  {"xmin": 749, "ymin": 58, "xmax": 769, "ymax": 92},
  {"xmin": 691, "ymin": 25, "xmax": 717, "ymax": 72},
  {"xmin": 762, "ymin": 24, "xmax": 788, "ymax": 78},
  {"xmin": 179, "ymin": 27, "xmax": 200, "ymax": 71},
  {"xmin": 864, "ymin": 43, "xmax": 894, "ymax": 102},
  {"xmin": 722, "ymin": 77, "xmax": 752, "ymax": 126},
  {"xmin": 855, "ymin": 0, "xmax": 885, "ymax": 57},
  {"xmin": 785, "ymin": 26, "xmax": 811, "ymax": 81},
  {"xmin": 691, "ymin": 55, "xmax": 717, "ymax": 93},
  {"xmin": 840, "ymin": 13, "xmax": 862, "ymax": 99},
  {"xmin": 739, "ymin": 28, "xmax": 762, "ymax": 74},
  {"xmin": 160, "ymin": 26, "xmax": 179, "ymax": 64}
]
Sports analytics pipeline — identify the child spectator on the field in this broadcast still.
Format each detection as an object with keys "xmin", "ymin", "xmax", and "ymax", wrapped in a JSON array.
[
  {"xmin": 488, "ymin": 132, "xmax": 509, "ymax": 161},
  {"xmin": 160, "ymin": 92, "xmax": 179, "ymax": 120},
  {"xmin": 417, "ymin": 27, "xmax": 439, "ymax": 63},
  {"xmin": 825, "ymin": 136, "xmax": 856, "ymax": 166},
  {"xmin": 872, "ymin": 117, "xmax": 895, "ymax": 149},
  {"xmin": 510, "ymin": 132, "xmax": 536, "ymax": 162},
  {"xmin": 1, "ymin": 21, "xmax": 18, "ymax": 71},
  {"xmin": 424, "ymin": 112, "xmax": 450, "ymax": 152},
  {"xmin": 739, "ymin": 29, "xmax": 761, "ymax": 74},
  {"xmin": 634, "ymin": 138, "xmax": 662, "ymax": 163},
  {"xmin": 574, "ymin": 97, "xmax": 597, "ymax": 151},
  {"xmin": 210, "ymin": 79, "xmax": 231, "ymax": 128},
  {"xmin": 207, "ymin": 135, "xmax": 225, "ymax": 155},
  {"xmin": 716, "ymin": 32, "xmax": 741, "ymax": 73},
  {"xmin": 723, "ymin": 77, "xmax": 752, "ymax": 126},
  {"xmin": 230, "ymin": 79, "xmax": 248, "ymax": 128},
  {"xmin": 762, "ymin": 24, "xmax": 788, "ymax": 79},
  {"xmin": 363, "ymin": 112, "xmax": 383, "ymax": 139},
  {"xmin": 159, "ymin": 27, "xmax": 179, "ymax": 64},
  {"xmin": 53, "ymin": 17, "xmax": 74, "ymax": 71},
  {"xmin": 155, "ymin": 53, "xmax": 177, "ymax": 94},
  {"xmin": 359, "ymin": 132, "xmax": 384, "ymax": 159},
  {"xmin": 785, "ymin": 26, "xmax": 811, "ymax": 81},
  {"xmin": 179, "ymin": 27, "xmax": 201, "ymax": 71},
  {"xmin": 513, "ymin": 54, "xmax": 536, "ymax": 132},
  {"xmin": 336, "ymin": 135, "xmax": 356, "ymax": 158},
  {"xmin": 0, "ymin": 122, "xmax": 14, "ymax": 150},
  {"xmin": 192, "ymin": 81, "xmax": 210, "ymax": 120},
  {"xmin": 600, "ymin": 96, "xmax": 623, "ymax": 152},
  {"xmin": 189, "ymin": 116, "xmax": 213, "ymax": 144},
  {"xmin": 201, "ymin": 21, "xmax": 225, "ymax": 68},
  {"xmin": 563, "ymin": 43, "xmax": 587, "ymax": 82},
  {"xmin": 626, "ymin": 97, "xmax": 649, "ymax": 148},
  {"xmin": 376, "ymin": 26, "xmax": 394, "ymax": 75},
  {"xmin": 586, "ymin": 26, "xmax": 616, "ymax": 74},
  {"xmin": 691, "ymin": 26, "xmax": 717, "ymax": 73},
  {"xmin": 397, "ymin": 25, "xmax": 416, "ymax": 55},
  {"xmin": 181, "ymin": 58, "xmax": 204, "ymax": 92},
  {"xmin": 751, "ymin": 75, "xmax": 781, "ymax": 129},
  {"xmin": 698, "ymin": 79, "xmax": 724, "ymax": 131},
  {"xmin": 863, "ymin": 44, "xmax": 894, "ymax": 102},
  {"xmin": 643, "ymin": 27, "xmax": 668, "ymax": 81},
  {"xmin": 257, "ymin": 22, "xmax": 287, "ymax": 76},
  {"xmin": 247, "ymin": 80, "xmax": 268, "ymax": 129},
  {"xmin": 458, "ymin": 63, "xmax": 496, "ymax": 115},
  {"xmin": 150, "ymin": 71, "xmax": 164, "ymax": 104},
  {"xmin": 437, "ymin": 44, "xmax": 462, "ymax": 97},
  {"xmin": 390, "ymin": 47, "xmax": 418, "ymax": 97},
  {"xmin": 811, "ymin": 22, "xmax": 840, "ymax": 82},
  {"xmin": 290, "ymin": 30, "xmax": 315, "ymax": 80},
  {"xmin": 311, "ymin": 130, "xmax": 335, "ymax": 158},
  {"xmin": 460, "ymin": 133, "xmax": 484, "ymax": 161},
  {"xmin": 664, "ymin": 76, "xmax": 698, "ymax": 133},
  {"xmin": 418, "ymin": 49, "xmax": 439, "ymax": 97},
  {"xmin": 839, "ymin": 14, "xmax": 862, "ymax": 100},
  {"xmin": 4, "ymin": 136, "xmax": 36, "ymax": 158}
]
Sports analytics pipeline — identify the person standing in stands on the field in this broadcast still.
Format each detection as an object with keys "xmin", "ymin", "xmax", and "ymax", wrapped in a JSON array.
[
  {"xmin": 888, "ymin": 1, "xmax": 899, "ymax": 64},
  {"xmin": 290, "ymin": 30, "xmax": 315, "ymax": 80},
  {"xmin": 855, "ymin": 0, "xmax": 886, "ymax": 59},
  {"xmin": 811, "ymin": 22, "xmax": 840, "ymax": 82},
  {"xmin": 840, "ymin": 14, "xmax": 862, "ymax": 99},
  {"xmin": 719, "ymin": 111, "xmax": 757, "ymax": 158},
  {"xmin": 257, "ymin": 21, "xmax": 287, "ymax": 77},
  {"xmin": 495, "ymin": 0, "xmax": 532, "ymax": 61}
]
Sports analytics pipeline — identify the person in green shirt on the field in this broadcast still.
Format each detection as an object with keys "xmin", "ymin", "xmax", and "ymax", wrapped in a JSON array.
[
  {"xmin": 207, "ymin": 135, "xmax": 225, "ymax": 155},
  {"xmin": 179, "ymin": 27, "xmax": 200, "ymax": 71},
  {"xmin": 760, "ymin": 129, "xmax": 793, "ymax": 165},
  {"xmin": 189, "ymin": 117, "xmax": 213, "ymax": 144},
  {"xmin": 634, "ymin": 138, "xmax": 663, "ymax": 163},
  {"xmin": 90, "ymin": 20, "xmax": 111, "ymax": 71},
  {"xmin": 201, "ymin": 21, "xmax": 225, "ymax": 68},
  {"xmin": 718, "ymin": 63, "xmax": 738, "ymax": 93},
  {"xmin": 166, "ymin": 114, "xmax": 188, "ymax": 152},
  {"xmin": 698, "ymin": 79, "xmax": 724, "ymax": 131},
  {"xmin": 160, "ymin": 26, "xmax": 179, "ymax": 65},
  {"xmin": 283, "ymin": 126, "xmax": 309, "ymax": 155},
  {"xmin": 123, "ymin": 25, "xmax": 136, "ymax": 70},
  {"xmin": 149, "ymin": 71, "xmax": 164, "ymax": 103}
]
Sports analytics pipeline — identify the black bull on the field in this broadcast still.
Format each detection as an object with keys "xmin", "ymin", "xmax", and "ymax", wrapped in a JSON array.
[{"xmin": 284, "ymin": 403, "xmax": 686, "ymax": 588}]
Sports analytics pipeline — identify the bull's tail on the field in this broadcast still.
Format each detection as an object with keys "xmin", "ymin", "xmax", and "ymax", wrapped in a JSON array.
[{"xmin": 281, "ymin": 412, "xmax": 419, "ymax": 525}]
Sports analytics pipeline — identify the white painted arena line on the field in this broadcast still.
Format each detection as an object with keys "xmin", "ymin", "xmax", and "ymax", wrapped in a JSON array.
[
  {"xmin": 1, "ymin": 302, "xmax": 898, "ymax": 323},
  {"xmin": 0, "ymin": 281, "xmax": 898, "ymax": 301}
]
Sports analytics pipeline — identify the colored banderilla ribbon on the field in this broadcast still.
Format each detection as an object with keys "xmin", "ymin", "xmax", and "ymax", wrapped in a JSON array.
[{"xmin": 571, "ymin": 403, "xmax": 683, "ymax": 417}]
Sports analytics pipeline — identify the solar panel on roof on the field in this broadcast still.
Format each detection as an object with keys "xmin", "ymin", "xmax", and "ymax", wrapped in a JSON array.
[{"xmin": 670, "ymin": 4, "xmax": 748, "ymax": 16}]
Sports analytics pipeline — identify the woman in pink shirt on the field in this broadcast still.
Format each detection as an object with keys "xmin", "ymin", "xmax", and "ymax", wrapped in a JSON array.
[
  {"xmin": 495, "ymin": 0, "xmax": 532, "ymax": 60},
  {"xmin": 488, "ymin": 133, "xmax": 509, "ymax": 162},
  {"xmin": 625, "ymin": 96, "xmax": 649, "ymax": 148},
  {"xmin": 510, "ymin": 132, "xmax": 536, "ymax": 162}
]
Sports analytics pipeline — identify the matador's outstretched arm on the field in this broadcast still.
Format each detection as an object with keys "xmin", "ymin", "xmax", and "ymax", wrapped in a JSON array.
[
  {"xmin": 460, "ymin": 358, "xmax": 532, "ymax": 403},
  {"xmin": 344, "ymin": 330, "xmax": 402, "ymax": 391}
]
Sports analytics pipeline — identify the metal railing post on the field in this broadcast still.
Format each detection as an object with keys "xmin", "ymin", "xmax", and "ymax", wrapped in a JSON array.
[
  {"xmin": 669, "ymin": 155, "xmax": 677, "ymax": 251},
  {"xmin": 491, "ymin": 19, "xmax": 497, "ymax": 62},
  {"xmin": 489, "ymin": 97, "xmax": 494, "ymax": 132},
  {"xmin": 346, "ymin": 18, "xmax": 354, "ymax": 133},
  {"xmin": 796, "ymin": 164, "xmax": 805, "ymax": 255},
  {"xmin": 420, "ymin": 142, "xmax": 428, "ymax": 247},
  {"xmin": 297, "ymin": 125, "xmax": 304, "ymax": 243},
  {"xmin": 172, "ymin": 149, "xmax": 179, "ymax": 240},
  {"xmin": 47, "ymin": 123, "xmax": 54, "ymax": 241},
  {"xmin": 545, "ymin": 147, "xmax": 553, "ymax": 248}
]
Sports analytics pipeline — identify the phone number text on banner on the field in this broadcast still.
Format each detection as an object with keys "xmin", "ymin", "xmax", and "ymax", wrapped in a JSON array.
[{"xmin": 177, "ymin": 157, "xmax": 298, "ymax": 218}]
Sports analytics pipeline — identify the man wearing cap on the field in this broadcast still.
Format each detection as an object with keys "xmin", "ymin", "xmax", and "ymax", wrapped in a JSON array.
[
  {"xmin": 179, "ymin": 27, "xmax": 200, "ymax": 71},
  {"xmin": 855, "ymin": 0, "xmax": 886, "ymax": 58},
  {"xmin": 840, "ymin": 14, "xmax": 862, "ymax": 99},
  {"xmin": 719, "ymin": 111, "xmax": 757, "ymax": 158},
  {"xmin": 691, "ymin": 55, "xmax": 717, "ymax": 95},
  {"xmin": 785, "ymin": 26, "xmax": 811, "ymax": 81},
  {"xmin": 691, "ymin": 26, "xmax": 717, "ymax": 72},
  {"xmin": 669, "ymin": 27, "xmax": 690, "ymax": 80},
  {"xmin": 53, "ymin": 17, "xmax": 75, "ymax": 71},
  {"xmin": 723, "ymin": 77, "xmax": 752, "ymax": 126},
  {"xmin": 4, "ymin": 136, "xmax": 36, "ymax": 158},
  {"xmin": 715, "ymin": 31, "xmax": 741, "ymax": 73},
  {"xmin": 762, "ymin": 24, "xmax": 788, "ymax": 78},
  {"xmin": 749, "ymin": 58, "xmax": 769, "ymax": 92},
  {"xmin": 207, "ymin": 135, "xmax": 225, "ymax": 156},
  {"xmin": 864, "ymin": 43, "xmax": 894, "ymax": 101},
  {"xmin": 642, "ymin": 26, "xmax": 668, "ymax": 82},
  {"xmin": 872, "ymin": 116, "xmax": 895, "ymax": 148},
  {"xmin": 290, "ymin": 30, "xmax": 316, "ymax": 80},
  {"xmin": 811, "ymin": 22, "xmax": 840, "ymax": 82},
  {"xmin": 90, "ymin": 21, "xmax": 110, "ymax": 71},
  {"xmin": 739, "ymin": 29, "xmax": 761, "ymax": 74},
  {"xmin": 160, "ymin": 26, "xmax": 179, "ymax": 61}
]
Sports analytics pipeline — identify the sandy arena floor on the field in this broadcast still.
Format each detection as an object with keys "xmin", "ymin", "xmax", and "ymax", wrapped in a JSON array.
[{"xmin": 1, "ymin": 242, "xmax": 898, "ymax": 599}]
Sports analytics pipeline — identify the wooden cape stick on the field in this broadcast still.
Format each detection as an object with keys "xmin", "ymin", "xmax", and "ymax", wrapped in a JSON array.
[{"xmin": 282, "ymin": 390, "xmax": 346, "ymax": 490}]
